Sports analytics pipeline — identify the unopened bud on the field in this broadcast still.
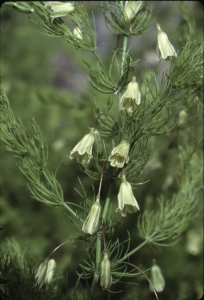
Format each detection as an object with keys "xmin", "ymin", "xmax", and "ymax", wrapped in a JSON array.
[
  {"xmin": 35, "ymin": 258, "xmax": 49, "ymax": 288},
  {"xmin": 178, "ymin": 110, "xmax": 188, "ymax": 128},
  {"xmin": 93, "ymin": 129, "xmax": 103, "ymax": 154},
  {"xmin": 100, "ymin": 252, "xmax": 112, "ymax": 290},
  {"xmin": 124, "ymin": 1, "xmax": 143, "ymax": 21},
  {"xmin": 44, "ymin": 259, "xmax": 56, "ymax": 287},
  {"xmin": 82, "ymin": 195, "xmax": 101, "ymax": 235},
  {"xmin": 150, "ymin": 261, "xmax": 165, "ymax": 293}
]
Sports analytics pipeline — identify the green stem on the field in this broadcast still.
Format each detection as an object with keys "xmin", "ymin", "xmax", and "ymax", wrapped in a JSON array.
[
  {"xmin": 120, "ymin": 34, "xmax": 128, "ymax": 78},
  {"xmin": 102, "ymin": 182, "xmax": 113, "ymax": 220},
  {"xmin": 90, "ymin": 183, "xmax": 113, "ymax": 297},
  {"xmin": 118, "ymin": 34, "xmax": 128, "ymax": 142},
  {"xmin": 90, "ymin": 233, "xmax": 101, "ymax": 296},
  {"xmin": 116, "ymin": 232, "xmax": 158, "ymax": 264}
]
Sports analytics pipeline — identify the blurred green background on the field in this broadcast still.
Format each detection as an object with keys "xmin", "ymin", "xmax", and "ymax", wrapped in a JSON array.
[{"xmin": 1, "ymin": 2, "xmax": 203, "ymax": 299}]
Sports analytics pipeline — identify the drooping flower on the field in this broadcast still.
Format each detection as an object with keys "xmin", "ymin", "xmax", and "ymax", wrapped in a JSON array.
[
  {"xmin": 100, "ymin": 252, "xmax": 112, "ymax": 290},
  {"xmin": 157, "ymin": 24, "xmax": 177, "ymax": 61},
  {"xmin": 108, "ymin": 141, "xmax": 130, "ymax": 168},
  {"xmin": 45, "ymin": 2, "xmax": 75, "ymax": 21},
  {"xmin": 150, "ymin": 261, "xmax": 165, "ymax": 293},
  {"xmin": 124, "ymin": 1, "xmax": 143, "ymax": 21},
  {"xmin": 82, "ymin": 195, "xmax": 101, "ymax": 235},
  {"xmin": 119, "ymin": 76, "xmax": 141, "ymax": 113},
  {"xmin": 116, "ymin": 174, "xmax": 140, "ymax": 217},
  {"xmin": 70, "ymin": 128, "xmax": 95, "ymax": 165}
]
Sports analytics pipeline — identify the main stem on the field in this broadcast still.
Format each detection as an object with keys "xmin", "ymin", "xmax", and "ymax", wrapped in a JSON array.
[
  {"xmin": 118, "ymin": 34, "xmax": 128, "ymax": 143},
  {"xmin": 90, "ymin": 182, "xmax": 113, "ymax": 297},
  {"xmin": 120, "ymin": 34, "xmax": 128, "ymax": 79}
]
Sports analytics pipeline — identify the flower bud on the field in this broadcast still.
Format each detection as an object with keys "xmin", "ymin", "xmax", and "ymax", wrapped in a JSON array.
[
  {"xmin": 82, "ymin": 195, "xmax": 101, "ymax": 235},
  {"xmin": 116, "ymin": 174, "xmax": 140, "ymax": 217},
  {"xmin": 35, "ymin": 258, "xmax": 49, "ymax": 288},
  {"xmin": 93, "ymin": 129, "xmax": 103, "ymax": 154},
  {"xmin": 157, "ymin": 24, "xmax": 177, "ymax": 61},
  {"xmin": 108, "ymin": 140, "xmax": 130, "ymax": 168},
  {"xmin": 124, "ymin": 1, "xmax": 143, "ymax": 21},
  {"xmin": 73, "ymin": 27, "xmax": 83, "ymax": 40},
  {"xmin": 150, "ymin": 262, "xmax": 165, "ymax": 293},
  {"xmin": 178, "ymin": 110, "xmax": 188, "ymax": 129},
  {"xmin": 44, "ymin": 259, "xmax": 56, "ymax": 287},
  {"xmin": 119, "ymin": 77, "xmax": 141, "ymax": 113},
  {"xmin": 100, "ymin": 252, "xmax": 112, "ymax": 290}
]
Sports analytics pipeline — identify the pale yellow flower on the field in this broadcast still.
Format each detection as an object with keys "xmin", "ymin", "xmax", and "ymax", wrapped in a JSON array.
[
  {"xmin": 45, "ymin": 2, "xmax": 75, "ymax": 21},
  {"xmin": 100, "ymin": 252, "xmax": 112, "ymax": 290},
  {"xmin": 116, "ymin": 174, "xmax": 140, "ymax": 217},
  {"xmin": 70, "ymin": 128, "xmax": 95, "ymax": 165},
  {"xmin": 82, "ymin": 195, "xmax": 101, "ymax": 235},
  {"xmin": 119, "ymin": 76, "xmax": 141, "ymax": 113},
  {"xmin": 157, "ymin": 24, "xmax": 177, "ymax": 61},
  {"xmin": 108, "ymin": 141, "xmax": 130, "ymax": 168},
  {"xmin": 150, "ymin": 263, "xmax": 165, "ymax": 293}
]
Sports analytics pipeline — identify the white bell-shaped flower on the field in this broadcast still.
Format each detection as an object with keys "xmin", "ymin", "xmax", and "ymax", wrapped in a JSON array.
[
  {"xmin": 157, "ymin": 24, "xmax": 177, "ymax": 61},
  {"xmin": 70, "ymin": 128, "xmax": 95, "ymax": 165},
  {"xmin": 116, "ymin": 174, "xmax": 140, "ymax": 217},
  {"xmin": 119, "ymin": 76, "xmax": 141, "ymax": 113},
  {"xmin": 108, "ymin": 141, "xmax": 130, "ymax": 168},
  {"xmin": 45, "ymin": 2, "xmax": 74, "ymax": 22}
]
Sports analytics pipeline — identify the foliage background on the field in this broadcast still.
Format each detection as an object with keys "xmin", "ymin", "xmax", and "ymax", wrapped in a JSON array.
[{"xmin": 1, "ymin": 1, "xmax": 203, "ymax": 299}]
